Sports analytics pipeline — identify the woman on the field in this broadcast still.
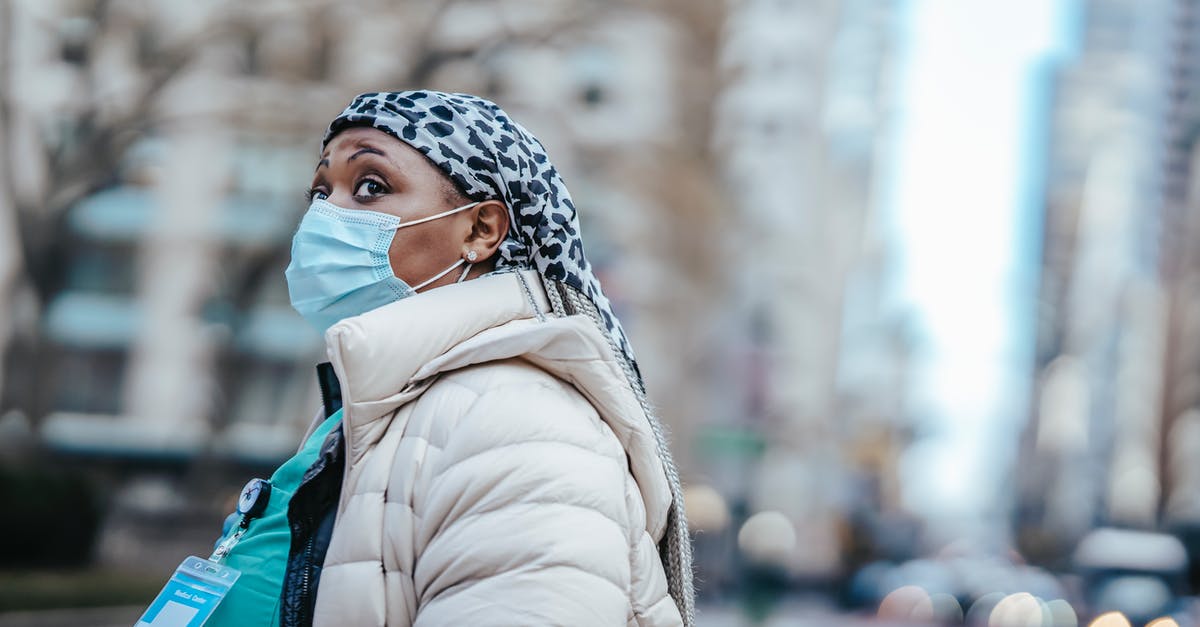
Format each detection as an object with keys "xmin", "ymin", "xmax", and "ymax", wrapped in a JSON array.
[{"xmin": 209, "ymin": 91, "xmax": 695, "ymax": 627}]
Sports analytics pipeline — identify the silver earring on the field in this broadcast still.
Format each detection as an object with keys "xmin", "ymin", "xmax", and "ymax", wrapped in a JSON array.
[{"xmin": 466, "ymin": 250, "xmax": 478, "ymax": 262}]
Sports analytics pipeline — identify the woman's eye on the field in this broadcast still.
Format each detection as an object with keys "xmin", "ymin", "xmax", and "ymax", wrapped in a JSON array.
[
  {"xmin": 354, "ymin": 179, "xmax": 387, "ymax": 198},
  {"xmin": 306, "ymin": 188, "xmax": 328, "ymax": 201}
]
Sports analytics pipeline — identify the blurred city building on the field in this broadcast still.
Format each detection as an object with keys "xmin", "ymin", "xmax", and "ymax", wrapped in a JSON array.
[
  {"xmin": 704, "ymin": 0, "xmax": 912, "ymax": 597},
  {"xmin": 1017, "ymin": 0, "xmax": 1200, "ymax": 590}
]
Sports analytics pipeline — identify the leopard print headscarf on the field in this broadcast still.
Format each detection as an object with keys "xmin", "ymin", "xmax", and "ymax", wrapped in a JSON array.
[
  {"xmin": 323, "ymin": 91, "xmax": 696, "ymax": 626},
  {"xmin": 323, "ymin": 90, "xmax": 635, "ymax": 367}
]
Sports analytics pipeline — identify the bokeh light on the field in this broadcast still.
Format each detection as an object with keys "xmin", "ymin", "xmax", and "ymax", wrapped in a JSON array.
[
  {"xmin": 877, "ymin": 585, "xmax": 934, "ymax": 622},
  {"xmin": 736, "ymin": 510, "xmax": 796, "ymax": 565},
  {"xmin": 683, "ymin": 484, "xmax": 729, "ymax": 534},
  {"xmin": 1044, "ymin": 599, "xmax": 1078, "ymax": 627},
  {"xmin": 988, "ymin": 592, "xmax": 1047, "ymax": 627},
  {"xmin": 1086, "ymin": 612, "xmax": 1131, "ymax": 627},
  {"xmin": 967, "ymin": 592, "xmax": 1007, "ymax": 626},
  {"xmin": 929, "ymin": 591, "xmax": 964, "ymax": 623}
]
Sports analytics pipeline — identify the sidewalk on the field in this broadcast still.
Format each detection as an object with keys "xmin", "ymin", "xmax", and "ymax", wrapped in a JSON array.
[
  {"xmin": 696, "ymin": 603, "xmax": 895, "ymax": 626},
  {"xmin": 0, "ymin": 605, "xmax": 142, "ymax": 627}
]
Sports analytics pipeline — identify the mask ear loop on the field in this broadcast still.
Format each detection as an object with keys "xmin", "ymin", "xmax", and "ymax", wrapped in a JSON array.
[
  {"xmin": 457, "ymin": 262, "xmax": 473, "ymax": 283},
  {"xmin": 400, "ymin": 202, "xmax": 482, "ymax": 291},
  {"xmin": 413, "ymin": 258, "xmax": 465, "ymax": 291},
  {"xmin": 395, "ymin": 201, "xmax": 480, "ymax": 229}
]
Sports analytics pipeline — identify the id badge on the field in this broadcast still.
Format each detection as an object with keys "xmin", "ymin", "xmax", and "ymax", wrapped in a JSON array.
[{"xmin": 136, "ymin": 556, "xmax": 240, "ymax": 627}]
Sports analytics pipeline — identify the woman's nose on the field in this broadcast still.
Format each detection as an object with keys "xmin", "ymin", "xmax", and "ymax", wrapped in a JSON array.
[{"xmin": 324, "ymin": 191, "xmax": 355, "ymax": 208}]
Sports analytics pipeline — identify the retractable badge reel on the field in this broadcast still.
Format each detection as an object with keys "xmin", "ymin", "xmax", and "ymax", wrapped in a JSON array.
[{"xmin": 136, "ymin": 479, "xmax": 270, "ymax": 627}]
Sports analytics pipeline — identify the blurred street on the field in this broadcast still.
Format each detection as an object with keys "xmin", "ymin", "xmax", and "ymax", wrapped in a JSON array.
[
  {"xmin": 0, "ymin": 604, "xmax": 886, "ymax": 627},
  {"xmin": 0, "ymin": 606, "xmax": 143, "ymax": 627}
]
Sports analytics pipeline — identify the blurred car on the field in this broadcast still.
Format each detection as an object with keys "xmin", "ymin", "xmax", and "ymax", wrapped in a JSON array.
[{"xmin": 1074, "ymin": 527, "xmax": 1189, "ymax": 623}]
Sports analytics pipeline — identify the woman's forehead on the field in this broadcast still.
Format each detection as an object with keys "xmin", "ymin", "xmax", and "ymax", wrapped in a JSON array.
[
  {"xmin": 316, "ymin": 126, "xmax": 443, "ymax": 180},
  {"xmin": 322, "ymin": 126, "xmax": 405, "ymax": 157}
]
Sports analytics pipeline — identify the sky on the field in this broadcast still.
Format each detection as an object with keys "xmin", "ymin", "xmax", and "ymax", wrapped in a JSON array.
[{"xmin": 885, "ymin": 0, "xmax": 1079, "ymax": 529}]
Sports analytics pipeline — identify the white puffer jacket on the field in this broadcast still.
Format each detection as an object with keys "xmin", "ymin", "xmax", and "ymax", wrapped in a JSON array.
[{"xmin": 309, "ymin": 270, "xmax": 685, "ymax": 626}]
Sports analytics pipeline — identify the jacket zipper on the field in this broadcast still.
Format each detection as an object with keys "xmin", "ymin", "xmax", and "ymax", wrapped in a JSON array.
[
  {"xmin": 318, "ymin": 383, "xmax": 332, "ymax": 420},
  {"xmin": 298, "ymin": 516, "xmax": 316, "ymax": 626}
]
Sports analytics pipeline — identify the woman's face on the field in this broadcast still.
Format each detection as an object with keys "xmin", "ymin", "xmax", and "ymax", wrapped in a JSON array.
[{"xmin": 309, "ymin": 126, "xmax": 492, "ymax": 290}]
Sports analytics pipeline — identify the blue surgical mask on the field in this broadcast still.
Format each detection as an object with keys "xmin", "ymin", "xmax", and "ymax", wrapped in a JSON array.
[{"xmin": 285, "ymin": 198, "xmax": 479, "ymax": 333}]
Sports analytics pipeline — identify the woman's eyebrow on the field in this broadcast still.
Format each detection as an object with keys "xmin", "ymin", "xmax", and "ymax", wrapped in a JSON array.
[
  {"xmin": 348, "ymin": 146, "xmax": 385, "ymax": 162},
  {"xmin": 350, "ymin": 144, "xmax": 409, "ymax": 184},
  {"xmin": 312, "ymin": 144, "xmax": 396, "ymax": 173}
]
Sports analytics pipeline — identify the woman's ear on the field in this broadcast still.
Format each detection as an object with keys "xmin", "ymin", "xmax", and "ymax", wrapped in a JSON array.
[{"xmin": 465, "ymin": 200, "xmax": 510, "ymax": 260}]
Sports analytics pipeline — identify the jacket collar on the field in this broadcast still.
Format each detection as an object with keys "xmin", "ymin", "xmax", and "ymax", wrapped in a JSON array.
[
  {"xmin": 321, "ymin": 270, "xmax": 672, "ymax": 540},
  {"xmin": 323, "ymin": 270, "xmax": 549, "ymax": 422}
]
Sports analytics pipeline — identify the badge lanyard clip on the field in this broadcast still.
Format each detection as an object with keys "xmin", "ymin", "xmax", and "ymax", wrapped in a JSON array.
[{"xmin": 211, "ymin": 478, "xmax": 271, "ymax": 564}]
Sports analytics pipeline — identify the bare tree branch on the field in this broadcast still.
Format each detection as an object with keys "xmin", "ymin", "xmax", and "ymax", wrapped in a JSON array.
[{"xmin": 400, "ymin": 0, "xmax": 613, "ymax": 87}]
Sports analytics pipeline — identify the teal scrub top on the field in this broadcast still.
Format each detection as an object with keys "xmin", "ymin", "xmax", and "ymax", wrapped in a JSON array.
[{"xmin": 207, "ymin": 410, "xmax": 343, "ymax": 626}]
